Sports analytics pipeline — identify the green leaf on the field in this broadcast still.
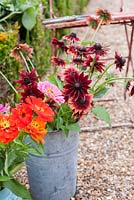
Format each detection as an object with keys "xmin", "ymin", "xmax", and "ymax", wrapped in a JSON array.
[
  {"xmin": 3, "ymin": 179, "xmax": 32, "ymax": 199},
  {"xmin": 81, "ymin": 40, "xmax": 94, "ymax": 46},
  {"xmin": 0, "ymin": 157, "xmax": 4, "ymax": 172},
  {"xmin": 94, "ymin": 87, "xmax": 109, "ymax": 98},
  {"xmin": 67, "ymin": 123, "xmax": 80, "ymax": 132},
  {"xmin": 6, "ymin": 150, "xmax": 17, "ymax": 169},
  {"xmin": 61, "ymin": 126, "xmax": 69, "ymax": 137},
  {"xmin": 0, "ymin": 175, "xmax": 11, "ymax": 182},
  {"xmin": 4, "ymin": 152, "xmax": 9, "ymax": 175},
  {"xmin": 27, "ymin": 147, "xmax": 41, "ymax": 156},
  {"xmin": 22, "ymin": 7, "xmax": 37, "ymax": 30},
  {"xmin": 47, "ymin": 75, "xmax": 63, "ymax": 90},
  {"xmin": 92, "ymin": 106, "xmax": 111, "ymax": 127},
  {"xmin": 56, "ymin": 117, "xmax": 63, "ymax": 130}
]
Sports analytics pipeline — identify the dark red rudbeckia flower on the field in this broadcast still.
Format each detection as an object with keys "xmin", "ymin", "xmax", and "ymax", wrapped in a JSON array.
[
  {"xmin": 72, "ymin": 57, "xmax": 84, "ymax": 65},
  {"xmin": 20, "ymin": 86, "xmax": 44, "ymax": 102},
  {"xmin": 15, "ymin": 69, "xmax": 38, "ymax": 89},
  {"xmin": 64, "ymin": 72, "xmax": 92, "ymax": 100},
  {"xmin": 63, "ymin": 32, "xmax": 80, "ymax": 43},
  {"xmin": 115, "ymin": 52, "xmax": 126, "ymax": 71},
  {"xmin": 51, "ymin": 56, "xmax": 66, "ymax": 66},
  {"xmin": 76, "ymin": 46, "xmax": 90, "ymax": 57},
  {"xmin": 84, "ymin": 55, "xmax": 105, "ymax": 72},
  {"xmin": 94, "ymin": 60, "xmax": 105, "ymax": 73},
  {"xmin": 69, "ymin": 94, "xmax": 93, "ymax": 119},
  {"xmin": 90, "ymin": 55, "xmax": 105, "ymax": 73},
  {"xmin": 83, "ymin": 56, "xmax": 93, "ymax": 68},
  {"xmin": 63, "ymin": 66, "xmax": 79, "ymax": 81},
  {"xmin": 50, "ymin": 38, "xmax": 67, "ymax": 51},
  {"xmin": 87, "ymin": 43, "xmax": 108, "ymax": 56},
  {"xmin": 67, "ymin": 45, "xmax": 78, "ymax": 56}
]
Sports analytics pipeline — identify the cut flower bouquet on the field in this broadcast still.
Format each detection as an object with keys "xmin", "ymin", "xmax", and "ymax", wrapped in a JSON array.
[{"xmin": 1, "ymin": 32, "xmax": 134, "ymax": 136}]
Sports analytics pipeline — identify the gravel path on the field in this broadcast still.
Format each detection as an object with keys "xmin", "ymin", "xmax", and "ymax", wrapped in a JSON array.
[
  {"xmin": 17, "ymin": 1, "xmax": 134, "ymax": 199},
  {"xmin": 72, "ymin": 0, "xmax": 134, "ymax": 199}
]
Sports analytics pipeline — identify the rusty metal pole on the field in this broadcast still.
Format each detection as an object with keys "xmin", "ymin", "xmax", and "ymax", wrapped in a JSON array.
[
  {"xmin": 120, "ymin": 0, "xmax": 123, "ymax": 12},
  {"xmin": 49, "ymin": 0, "xmax": 57, "ymax": 73}
]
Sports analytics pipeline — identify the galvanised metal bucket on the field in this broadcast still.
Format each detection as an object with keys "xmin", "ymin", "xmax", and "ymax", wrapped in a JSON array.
[
  {"xmin": 26, "ymin": 130, "xmax": 79, "ymax": 200},
  {"xmin": 0, "ymin": 188, "xmax": 22, "ymax": 200}
]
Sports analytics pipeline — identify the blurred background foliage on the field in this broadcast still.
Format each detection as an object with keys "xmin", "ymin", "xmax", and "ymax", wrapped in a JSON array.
[{"xmin": 0, "ymin": 0, "xmax": 89, "ymax": 103}]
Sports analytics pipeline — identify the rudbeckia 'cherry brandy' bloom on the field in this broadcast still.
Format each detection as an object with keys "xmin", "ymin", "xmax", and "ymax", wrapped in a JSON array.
[
  {"xmin": 64, "ymin": 72, "xmax": 92, "ymax": 100},
  {"xmin": 50, "ymin": 38, "xmax": 67, "ymax": 51},
  {"xmin": 37, "ymin": 81, "xmax": 65, "ymax": 104},
  {"xmin": 69, "ymin": 94, "xmax": 93, "ymax": 119},
  {"xmin": 25, "ymin": 117, "xmax": 47, "ymax": 143},
  {"xmin": 84, "ymin": 55, "xmax": 105, "ymax": 73},
  {"xmin": 93, "ymin": 56, "xmax": 105, "ymax": 73},
  {"xmin": 63, "ymin": 66, "xmax": 79, "ymax": 80},
  {"xmin": 51, "ymin": 56, "xmax": 66, "ymax": 67},
  {"xmin": 10, "ymin": 43, "xmax": 33, "ymax": 62},
  {"xmin": 15, "ymin": 69, "xmax": 38, "ymax": 89},
  {"xmin": 83, "ymin": 56, "xmax": 93, "ymax": 68},
  {"xmin": 11, "ymin": 103, "xmax": 33, "ymax": 129},
  {"xmin": 72, "ymin": 57, "xmax": 84, "ymax": 65},
  {"xmin": 26, "ymin": 96, "xmax": 55, "ymax": 122},
  {"xmin": 0, "ymin": 115, "xmax": 18, "ymax": 144},
  {"xmin": 115, "ymin": 52, "xmax": 126, "ymax": 71},
  {"xmin": 20, "ymin": 86, "xmax": 44, "ymax": 102},
  {"xmin": 87, "ymin": 43, "xmax": 108, "ymax": 56},
  {"xmin": 63, "ymin": 32, "xmax": 80, "ymax": 43}
]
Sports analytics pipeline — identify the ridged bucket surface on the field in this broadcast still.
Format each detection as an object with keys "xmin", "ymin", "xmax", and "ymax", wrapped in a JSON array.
[
  {"xmin": 0, "ymin": 188, "xmax": 22, "ymax": 200},
  {"xmin": 26, "ymin": 130, "xmax": 79, "ymax": 200}
]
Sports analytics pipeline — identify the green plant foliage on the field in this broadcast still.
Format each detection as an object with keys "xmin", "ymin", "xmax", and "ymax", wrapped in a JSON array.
[
  {"xmin": 0, "ymin": 0, "xmax": 89, "ymax": 102},
  {"xmin": 92, "ymin": 106, "xmax": 111, "ymax": 127},
  {"xmin": 0, "ymin": 23, "xmax": 20, "ymax": 104}
]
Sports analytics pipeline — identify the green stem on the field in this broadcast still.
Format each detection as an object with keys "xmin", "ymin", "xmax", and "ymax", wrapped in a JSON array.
[
  {"xmin": 26, "ymin": 31, "xmax": 30, "ymax": 44},
  {"xmin": 89, "ymin": 57, "xmax": 96, "ymax": 79},
  {"xmin": 19, "ymin": 51, "xmax": 31, "ymax": 72},
  {"xmin": 90, "ymin": 18, "xmax": 103, "ymax": 41},
  {"xmin": 0, "ymin": 71, "xmax": 18, "ymax": 94},
  {"xmin": 94, "ymin": 77, "xmax": 134, "ymax": 93},
  {"xmin": 28, "ymin": 58, "xmax": 40, "ymax": 80},
  {"xmin": 0, "ymin": 11, "xmax": 22, "ymax": 22},
  {"xmin": 92, "ymin": 62, "xmax": 114, "ymax": 89}
]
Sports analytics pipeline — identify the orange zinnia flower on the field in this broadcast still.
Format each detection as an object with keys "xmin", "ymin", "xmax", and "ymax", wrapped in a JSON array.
[
  {"xmin": 0, "ymin": 114, "xmax": 18, "ymax": 144},
  {"xmin": 26, "ymin": 96, "xmax": 55, "ymax": 122},
  {"xmin": 11, "ymin": 103, "xmax": 33, "ymax": 129},
  {"xmin": 25, "ymin": 117, "xmax": 47, "ymax": 143}
]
